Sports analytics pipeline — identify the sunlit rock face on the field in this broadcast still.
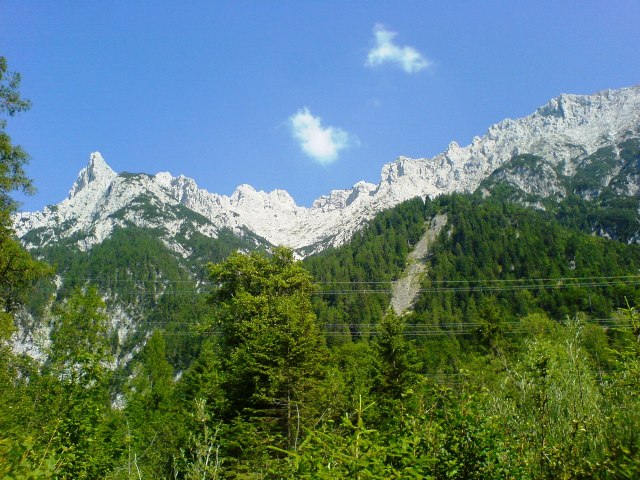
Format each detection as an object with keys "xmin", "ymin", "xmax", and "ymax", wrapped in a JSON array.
[{"xmin": 14, "ymin": 85, "xmax": 640, "ymax": 257}]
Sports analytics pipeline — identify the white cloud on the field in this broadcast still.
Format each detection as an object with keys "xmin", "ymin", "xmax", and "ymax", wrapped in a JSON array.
[
  {"xmin": 289, "ymin": 108, "xmax": 354, "ymax": 165},
  {"xmin": 366, "ymin": 24, "xmax": 432, "ymax": 73}
]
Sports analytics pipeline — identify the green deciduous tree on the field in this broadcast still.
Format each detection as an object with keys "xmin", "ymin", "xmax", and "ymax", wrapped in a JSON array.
[
  {"xmin": 0, "ymin": 56, "xmax": 32, "ymax": 219},
  {"xmin": 0, "ymin": 56, "xmax": 49, "ymax": 318},
  {"xmin": 48, "ymin": 287, "xmax": 111, "ymax": 384}
]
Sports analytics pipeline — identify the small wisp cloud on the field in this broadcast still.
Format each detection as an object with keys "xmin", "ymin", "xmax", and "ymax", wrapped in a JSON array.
[
  {"xmin": 289, "ymin": 108, "xmax": 354, "ymax": 165},
  {"xmin": 366, "ymin": 24, "xmax": 432, "ymax": 73}
]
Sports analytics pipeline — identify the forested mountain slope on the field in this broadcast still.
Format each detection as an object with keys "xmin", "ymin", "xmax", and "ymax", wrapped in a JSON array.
[
  {"xmin": 305, "ymin": 194, "xmax": 640, "ymax": 334},
  {"xmin": 19, "ymin": 183, "xmax": 640, "ymax": 366},
  {"xmin": 17, "ymin": 226, "xmax": 260, "ymax": 368},
  {"xmin": 11, "ymin": 85, "xmax": 640, "ymax": 364},
  {"xmin": 10, "ymin": 195, "xmax": 640, "ymax": 478}
]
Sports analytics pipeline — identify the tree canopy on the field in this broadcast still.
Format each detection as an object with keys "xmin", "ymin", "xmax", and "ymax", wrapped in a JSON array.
[
  {"xmin": 206, "ymin": 247, "xmax": 329, "ymax": 449},
  {"xmin": 0, "ymin": 56, "xmax": 33, "ymax": 219}
]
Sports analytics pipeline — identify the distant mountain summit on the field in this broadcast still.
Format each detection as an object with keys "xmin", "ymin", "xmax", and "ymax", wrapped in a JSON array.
[
  {"xmin": 67, "ymin": 152, "xmax": 117, "ymax": 198},
  {"xmin": 13, "ymin": 85, "xmax": 640, "ymax": 257}
]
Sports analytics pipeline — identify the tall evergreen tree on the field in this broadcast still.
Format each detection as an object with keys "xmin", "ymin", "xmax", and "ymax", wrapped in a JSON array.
[
  {"xmin": 373, "ymin": 311, "xmax": 421, "ymax": 402},
  {"xmin": 46, "ymin": 287, "xmax": 120, "ymax": 479},
  {"xmin": 207, "ymin": 247, "xmax": 329, "ymax": 448}
]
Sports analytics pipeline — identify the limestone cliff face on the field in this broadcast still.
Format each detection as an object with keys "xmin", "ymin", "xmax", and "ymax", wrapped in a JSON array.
[{"xmin": 13, "ymin": 85, "xmax": 640, "ymax": 257}]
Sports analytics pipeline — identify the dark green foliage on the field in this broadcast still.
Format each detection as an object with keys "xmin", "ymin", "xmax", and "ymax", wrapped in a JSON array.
[
  {"xmin": 0, "ymin": 56, "xmax": 33, "ymax": 217},
  {"xmin": 179, "ymin": 338, "xmax": 228, "ymax": 416},
  {"xmin": 35, "ymin": 227, "xmax": 192, "ymax": 302},
  {"xmin": 7, "ymin": 187, "xmax": 637, "ymax": 478},
  {"xmin": 305, "ymin": 190, "xmax": 640, "ymax": 356},
  {"xmin": 6, "ymin": 240, "xmax": 640, "ymax": 479},
  {"xmin": 0, "ymin": 234, "xmax": 52, "ymax": 315},
  {"xmin": 43, "ymin": 288, "xmax": 122, "ymax": 479},
  {"xmin": 305, "ymin": 197, "xmax": 431, "ymax": 337},
  {"xmin": 411, "ymin": 193, "xmax": 640, "ymax": 332},
  {"xmin": 372, "ymin": 312, "xmax": 421, "ymax": 401},
  {"xmin": 28, "ymin": 221, "xmax": 265, "ymax": 367},
  {"xmin": 0, "ymin": 57, "xmax": 59, "ymax": 479},
  {"xmin": 207, "ymin": 247, "xmax": 329, "ymax": 450},
  {"xmin": 554, "ymin": 192, "xmax": 640, "ymax": 244},
  {"xmin": 329, "ymin": 340, "xmax": 381, "ymax": 408},
  {"xmin": 570, "ymin": 146, "xmax": 622, "ymax": 195},
  {"xmin": 179, "ymin": 226, "xmax": 269, "ymax": 276},
  {"xmin": 0, "ymin": 55, "xmax": 51, "ymax": 319},
  {"xmin": 31, "ymin": 227, "xmax": 208, "ymax": 367},
  {"xmin": 143, "ymin": 291, "xmax": 208, "ymax": 370},
  {"xmin": 121, "ymin": 330, "xmax": 186, "ymax": 478}
]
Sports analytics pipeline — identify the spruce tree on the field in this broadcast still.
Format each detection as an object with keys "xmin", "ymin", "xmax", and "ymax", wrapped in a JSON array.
[{"xmin": 207, "ymin": 247, "xmax": 328, "ymax": 448}]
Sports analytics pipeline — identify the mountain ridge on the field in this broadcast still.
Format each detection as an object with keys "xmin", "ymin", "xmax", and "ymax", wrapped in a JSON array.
[{"xmin": 13, "ymin": 84, "xmax": 640, "ymax": 257}]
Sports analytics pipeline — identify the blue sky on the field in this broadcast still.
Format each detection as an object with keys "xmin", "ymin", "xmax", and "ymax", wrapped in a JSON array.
[{"xmin": 2, "ymin": 1, "xmax": 639, "ymax": 211}]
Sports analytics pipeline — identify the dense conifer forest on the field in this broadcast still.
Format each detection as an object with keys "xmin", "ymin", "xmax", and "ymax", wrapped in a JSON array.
[
  {"xmin": 4, "ymin": 195, "xmax": 640, "ymax": 478},
  {"xmin": 3, "ymin": 56, "xmax": 640, "ymax": 478}
]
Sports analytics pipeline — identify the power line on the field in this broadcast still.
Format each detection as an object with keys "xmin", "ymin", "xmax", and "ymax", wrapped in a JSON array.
[
  {"xmin": 32, "ymin": 279, "xmax": 640, "ymax": 296},
  {"xmin": 138, "ymin": 318, "xmax": 628, "ymax": 328},
  {"xmin": 46, "ymin": 273, "xmax": 640, "ymax": 287},
  {"xmin": 153, "ymin": 320, "xmax": 634, "ymax": 337},
  {"xmin": 316, "ymin": 274, "xmax": 640, "ymax": 285}
]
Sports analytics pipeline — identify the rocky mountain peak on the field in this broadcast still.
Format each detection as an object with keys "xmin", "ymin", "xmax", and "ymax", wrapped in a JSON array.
[
  {"xmin": 14, "ymin": 85, "xmax": 640, "ymax": 257},
  {"xmin": 68, "ymin": 151, "xmax": 117, "ymax": 199}
]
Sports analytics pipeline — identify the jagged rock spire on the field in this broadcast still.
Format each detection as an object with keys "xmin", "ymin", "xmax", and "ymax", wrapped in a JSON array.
[
  {"xmin": 12, "ymin": 85, "xmax": 640, "ymax": 256},
  {"xmin": 68, "ymin": 152, "xmax": 117, "ymax": 199}
]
